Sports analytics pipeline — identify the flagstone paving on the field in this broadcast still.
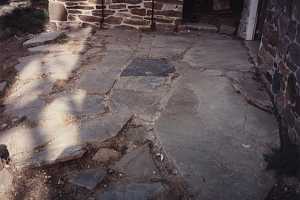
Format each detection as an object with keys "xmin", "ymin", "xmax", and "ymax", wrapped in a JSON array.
[{"xmin": 0, "ymin": 28, "xmax": 278, "ymax": 199}]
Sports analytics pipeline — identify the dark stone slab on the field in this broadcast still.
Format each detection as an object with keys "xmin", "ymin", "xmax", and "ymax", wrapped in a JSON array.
[
  {"xmin": 121, "ymin": 58, "xmax": 175, "ymax": 77},
  {"xmin": 69, "ymin": 168, "xmax": 106, "ymax": 190}
]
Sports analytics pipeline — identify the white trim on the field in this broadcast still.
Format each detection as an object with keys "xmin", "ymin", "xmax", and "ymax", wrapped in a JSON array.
[{"xmin": 246, "ymin": 0, "xmax": 260, "ymax": 40}]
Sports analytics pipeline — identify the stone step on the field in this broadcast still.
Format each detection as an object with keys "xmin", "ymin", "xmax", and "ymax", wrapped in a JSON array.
[{"xmin": 179, "ymin": 23, "xmax": 218, "ymax": 33}]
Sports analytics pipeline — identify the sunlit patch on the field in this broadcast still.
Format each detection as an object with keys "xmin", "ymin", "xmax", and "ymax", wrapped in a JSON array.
[{"xmin": 40, "ymin": 90, "xmax": 87, "ymax": 127}]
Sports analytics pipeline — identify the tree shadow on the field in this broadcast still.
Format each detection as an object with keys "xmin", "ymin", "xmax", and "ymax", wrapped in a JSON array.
[
  {"xmin": 0, "ymin": 26, "xmax": 105, "ymax": 199},
  {"xmin": 0, "ymin": 1, "xmax": 48, "ymax": 40}
]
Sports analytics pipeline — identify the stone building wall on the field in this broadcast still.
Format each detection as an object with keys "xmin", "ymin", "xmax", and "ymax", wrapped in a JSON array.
[
  {"xmin": 49, "ymin": 0, "xmax": 183, "ymax": 31},
  {"xmin": 259, "ymin": 0, "xmax": 300, "ymax": 145}
]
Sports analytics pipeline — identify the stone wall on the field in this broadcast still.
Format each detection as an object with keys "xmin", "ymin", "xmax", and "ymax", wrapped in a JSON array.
[
  {"xmin": 49, "ymin": 0, "xmax": 183, "ymax": 31},
  {"xmin": 259, "ymin": 0, "xmax": 300, "ymax": 145}
]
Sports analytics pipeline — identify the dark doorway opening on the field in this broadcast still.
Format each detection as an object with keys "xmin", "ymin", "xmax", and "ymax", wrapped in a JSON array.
[{"xmin": 183, "ymin": 0, "xmax": 244, "ymax": 35}]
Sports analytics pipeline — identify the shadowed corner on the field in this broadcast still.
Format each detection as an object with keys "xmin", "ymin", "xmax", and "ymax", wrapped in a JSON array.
[{"xmin": 0, "ymin": 17, "xmax": 95, "ymax": 198}]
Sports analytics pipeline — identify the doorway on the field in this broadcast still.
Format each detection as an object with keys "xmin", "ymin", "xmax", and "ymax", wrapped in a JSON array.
[{"xmin": 183, "ymin": 0, "xmax": 245, "ymax": 35}]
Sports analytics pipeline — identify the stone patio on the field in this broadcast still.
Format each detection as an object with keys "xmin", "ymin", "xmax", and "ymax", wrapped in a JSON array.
[{"xmin": 0, "ymin": 28, "xmax": 278, "ymax": 199}]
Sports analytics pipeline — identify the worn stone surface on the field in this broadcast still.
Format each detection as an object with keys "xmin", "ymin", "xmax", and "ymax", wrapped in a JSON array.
[
  {"xmin": 0, "ymin": 81, "xmax": 7, "ymax": 93},
  {"xmin": 259, "ymin": 0, "xmax": 300, "ymax": 147},
  {"xmin": 121, "ymin": 58, "xmax": 175, "ymax": 77},
  {"xmin": 23, "ymin": 32, "xmax": 64, "ymax": 48},
  {"xmin": 182, "ymin": 23, "xmax": 218, "ymax": 32},
  {"xmin": 219, "ymin": 24, "xmax": 236, "ymax": 35},
  {"xmin": 49, "ymin": 1, "xmax": 67, "ymax": 22},
  {"xmin": 0, "ymin": 29, "xmax": 278, "ymax": 199},
  {"xmin": 183, "ymin": 37, "xmax": 251, "ymax": 70},
  {"xmin": 92, "ymin": 148, "xmax": 121, "ymax": 163},
  {"xmin": 69, "ymin": 167, "xmax": 106, "ymax": 190},
  {"xmin": 14, "ymin": 144, "xmax": 87, "ymax": 168},
  {"xmin": 156, "ymin": 69, "xmax": 278, "ymax": 199},
  {"xmin": 112, "ymin": 144, "xmax": 158, "ymax": 181},
  {"xmin": 96, "ymin": 182, "xmax": 165, "ymax": 200},
  {"xmin": 0, "ymin": 168, "xmax": 13, "ymax": 195}
]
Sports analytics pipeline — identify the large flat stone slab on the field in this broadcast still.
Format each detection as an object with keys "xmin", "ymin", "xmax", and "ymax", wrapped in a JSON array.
[
  {"xmin": 112, "ymin": 144, "xmax": 158, "ymax": 181},
  {"xmin": 183, "ymin": 36, "xmax": 252, "ymax": 70},
  {"xmin": 69, "ymin": 167, "xmax": 106, "ymax": 190},
  {"xmin": 96, "ymin": 182, "xmax": 165, "ymax": 200},
  {"xmin": 111, "ymin": 89, "xmax": 164, "ymax": 122},
  {"xmin": 23, "ymin": 31, "xmax": 64, "ymax": 48},
  {"xmin": 156, "ymin": 69, "xmax": 278, "ymax": 200}
]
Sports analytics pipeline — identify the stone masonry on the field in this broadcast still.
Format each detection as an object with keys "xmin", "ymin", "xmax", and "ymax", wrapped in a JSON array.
[
  {"xmin": 259, "ymin": 0, "xmax": 300, "ymax": 146},
  {"xmin": 49, "ymin": 0, "xmax": 183, "ymax": 31}
]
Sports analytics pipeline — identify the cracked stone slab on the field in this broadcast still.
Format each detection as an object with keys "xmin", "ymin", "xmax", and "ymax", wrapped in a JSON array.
[
  {"xmin": 39, "ymin": 90, "xmax": 106, "ymax": 127},
  {"xmin": 69, "ymin": 167, "xmax": 106, "ymax": 190},
  {"xmin": 155, "ymin": 69, "xmax": 278, "ymax": 199},
  {"xmin": 77, "ymin": 69, "xmax": 119, "ymax": 94},
  {"xmin": 14, "ymin": 144, "xmax": 86, "ymax": 168},
  {"xmin": 0, "ymin": 81, "xmax": 7, "ymax": 93},
  {"xmin": 111, "ymin": 89, "xmax": 164, "ymax": 122},
  {"xmin": 115, "ymin": 76, "xmax": 169, "ymax": 93},
  {"xmin": 0, "ymin": 168, "xmax": 13, "ymax": 195},
  {"xmin": 96, "ymin": 182, "xmax": 165, "ymax": 200},
  {"xmin": 225, "ymin": 71, "xmax": 273, "ymax": 113},
  {"xmin": 4, "ymin": 80, "xmax": 52, "ymax": 122},
  {"xmin": 92, "ymin": 148, "xmax": 121, "ymax": 163},
  {"xmin": 121, "ymin": 58, "xmax": 175, "ymax": 77},
  {"xmin": 183, "ymin": 37, "xmax": 252, "ymax": 70},
  {"xmin": 1, "ymin": 105, "xmax": 131, "ymax": 166},
  {"xmin": 112, "ymin": 144, "xmax": 159, "ymax": 181},
  {"xmin": 15, "ymin": 53, "xmax": 81, "ymax": 81},
  {"xmin": 23, "ymin": 31, "xmax": 64, "ymax": 48}
]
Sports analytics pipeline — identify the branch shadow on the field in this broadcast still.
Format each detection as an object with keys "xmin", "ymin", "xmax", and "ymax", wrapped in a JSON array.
[{"xmin": 0, "ymin": 26, "xmax": 106, "ymax": 199}]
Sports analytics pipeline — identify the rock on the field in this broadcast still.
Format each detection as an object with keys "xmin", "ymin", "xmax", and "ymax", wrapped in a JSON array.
[
  {"xmin": 112, "ymin": 144, "xmax": 158, "ymax": 181},
  {"xmin": 14, "ymin": 145, "xmax": 86, "ymax": 168},
  {"xmin": 0, "ymin": 168, "xmax": 13, "ymax": 194},
  {"xmin": 219, "ymin": 24, "xmax": 236, "ymax": 35},
  {"xmin": 69, "ymin": 168, "xmax": 106, "ymax": 190},
  {"xmin": 0, "ymin": 81, "xmax": 7, "ymax": 93},
  {"xmin": 96, "ymin": 182, "xmax": 165, "ymax": 200},
  {"xmin": 92, "ymin": 148, "xmax": 121, "ymax": 163},
  {"xmin": 23, "ymin": 31, "xmax": 64, "ymax": 48}
]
